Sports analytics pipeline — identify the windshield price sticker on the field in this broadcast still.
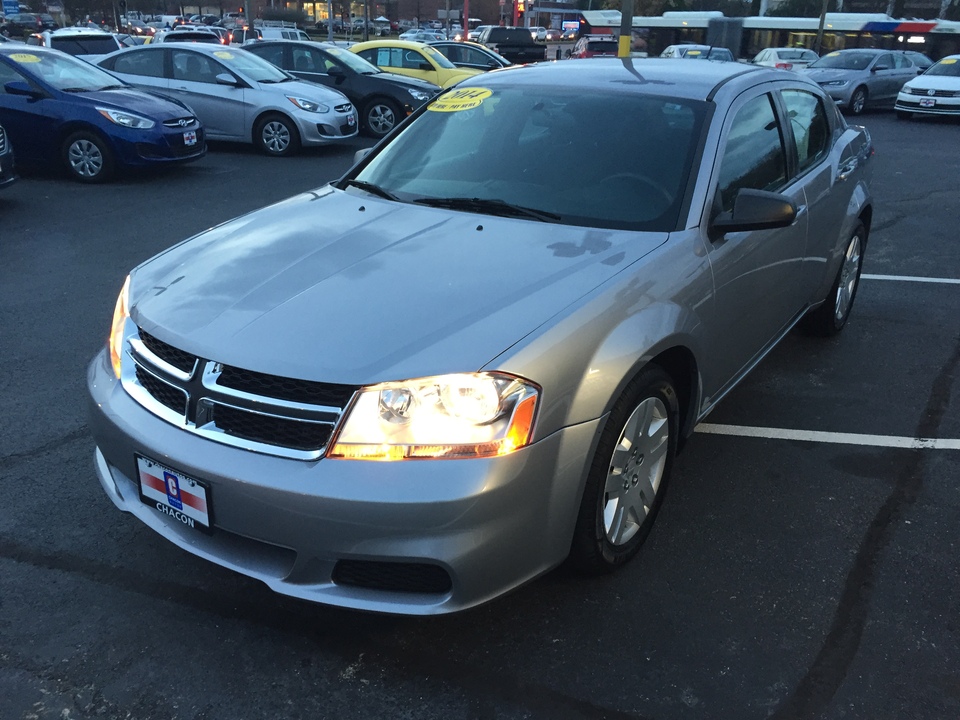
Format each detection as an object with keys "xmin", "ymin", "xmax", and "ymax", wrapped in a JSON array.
[
  {"xmin": 428, "ymin": 88, "xmax": 493, "ymax": 113},
  {"xmin": 942, "ymin": 58, "xmax": 957, "ymax": 64},
  {"xmin": 214, "ymin": 51, "xmax": 234, "ymax": 60},
  {"xmin": 10, "ymin": 53, "xmax": 42, "ymax": 64}
]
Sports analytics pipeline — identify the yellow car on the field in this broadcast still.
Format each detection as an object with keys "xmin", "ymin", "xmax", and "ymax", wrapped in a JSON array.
[{"xmin": 350, "ymin": 40, "xmax": 482, "ymax": 89}]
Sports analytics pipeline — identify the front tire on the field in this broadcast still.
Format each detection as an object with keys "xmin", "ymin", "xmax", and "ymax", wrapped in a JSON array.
[
  {"xmin": 363, "ymin": 98, "xmax": 401, "ymax": 139},
  {"xmin": 62, "ymin": 131, "xmax": 114, "ymax": 183},
  {"xmin": 255, "ymin": 113, "xmax": 301, "ymax": 156},
  {"xmin": 848, "ymin": 86, "xmax": 867, "ymax": 116},
  {"xmin": 569, "ymin": 366, "xmax": 679, "ymax": 573},
  {"xmin": 801, "ymin": 222, "xmax": 866, "ymax": 337}
]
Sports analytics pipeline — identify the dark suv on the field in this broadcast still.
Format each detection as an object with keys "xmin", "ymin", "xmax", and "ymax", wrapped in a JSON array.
[
  {"xmin": 476, "ymin": 26, "xmax": 546, "ymax": 64},
  {"xmin": 1, "ymin": 13, "xmax": 44, "ymax": 37}
]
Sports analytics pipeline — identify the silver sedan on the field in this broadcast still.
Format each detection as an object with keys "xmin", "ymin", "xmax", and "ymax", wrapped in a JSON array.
[
  {"xmin": 97, "ymin": 42, "xmax": 358, "ymax": 155},
  {"xmin": 88, "ymin": 60, "xmax": 873, "ymax": 615},
  {"xmin": 803, "ymin": 48, "xmax": 921, "ymax": 115}
]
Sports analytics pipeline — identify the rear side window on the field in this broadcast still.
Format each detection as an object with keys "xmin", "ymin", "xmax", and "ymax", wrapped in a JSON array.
[
  {"xmin": 716, "ymin": 94, "xmax": 787, "ymax": 213},
  {"xmin": 782, "ymin": 89, "xmax": 829, "ymax": 174}
]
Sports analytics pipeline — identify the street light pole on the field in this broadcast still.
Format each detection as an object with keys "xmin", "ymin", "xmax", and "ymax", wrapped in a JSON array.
[{"xmin": 618, "ymin": 0, "xmax": 633, "ymax": 58}]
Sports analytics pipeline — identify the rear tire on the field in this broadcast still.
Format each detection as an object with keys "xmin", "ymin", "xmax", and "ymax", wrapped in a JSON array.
[
  {"xmin": 800, "ymin": 222, "xmax": 866, "ymax": 337},
  {"xmin": 62, "ymin": 131, "xmax": 114, "ymax": 183},
  {"xmin": 569, "ymin": 366, "xmax": 678, "ymax": 574},
  {"xmin": 255, "ymin": 113, "xmax": 301, "ymax": 157}
]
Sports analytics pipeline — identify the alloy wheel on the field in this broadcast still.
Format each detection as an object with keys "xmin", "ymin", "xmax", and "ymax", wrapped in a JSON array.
[{"xmin": 68, "ymin": 138, "xmax": 104, "ymax": 179}]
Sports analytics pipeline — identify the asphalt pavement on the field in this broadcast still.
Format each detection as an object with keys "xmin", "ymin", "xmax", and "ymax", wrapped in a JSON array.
[{"xmin": 0, "ymin": 112, "xmax": 958, "ymax": 720}]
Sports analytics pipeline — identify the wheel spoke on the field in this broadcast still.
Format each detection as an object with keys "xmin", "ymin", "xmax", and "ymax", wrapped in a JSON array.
[{"xmin": 606, "ymin": 501, "xmax": 625, "ymax": 543}]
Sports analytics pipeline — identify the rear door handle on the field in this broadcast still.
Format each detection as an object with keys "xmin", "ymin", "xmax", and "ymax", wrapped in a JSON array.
[{"xmin": 837, "ymin": 158, "xmax": 858, "ymax": 182}]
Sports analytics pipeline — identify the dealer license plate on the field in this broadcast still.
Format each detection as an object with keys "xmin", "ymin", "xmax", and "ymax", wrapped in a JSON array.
[
  {"xmin": 919, "ymin": 98, "xmax": 936, "ymax": 108},
  {"xmin": 184, "ymin": 130, "xmax": 197, "ymax": 146},
  {"xmin": 137, "ymin": 455, "xmax": 212, "ymax": 532}
]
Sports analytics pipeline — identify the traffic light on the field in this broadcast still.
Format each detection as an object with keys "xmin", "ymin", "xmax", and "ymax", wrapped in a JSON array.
[
  {"xmin": 238, "ymin": 6, "xmax": 244, "ymax": 12},
  {"xmin": 517, "ymin": 0, "xmax": 525, "ymax": 11}
]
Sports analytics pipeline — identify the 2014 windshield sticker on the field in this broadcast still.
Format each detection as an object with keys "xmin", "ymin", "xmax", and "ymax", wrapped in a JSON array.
[
  {"xmin": 942, "ymin": 58, "xmax": 957, "ymax": 64},
  {"xmin": 214, "ymin": 51, "xmax": 234, "ymax": 60},
  {"xmin": 10, "ymin": 53, "xmax": 41, "ymax": 64},
  {"xmin": 429, "ymin": 88, "xmax": 493, "ymax": 112}
]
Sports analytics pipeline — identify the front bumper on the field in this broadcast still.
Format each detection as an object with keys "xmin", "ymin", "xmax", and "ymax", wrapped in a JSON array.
[
  {"xmin": 895, "ymin": 93, "xmax": 960, "ymax": 116},
  {"xmin": 87, "ymin": 349, "xmax": 601, "ymax": 615},
  {"xmin": 296, "ymin": 107, "xmax": 359, "ymax": 147},
  {"xmin": 109, "ymin": 124, "xmax": 207, "ymax": 168}
]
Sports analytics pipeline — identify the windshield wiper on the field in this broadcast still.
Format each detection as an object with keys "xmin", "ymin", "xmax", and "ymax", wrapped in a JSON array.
[
  {"xmin": 413, "ymin": 197, "xmax": 561, "ymax": 223},
  {"xmin": 340, "ymin": 178, "xmax": 401, "ymax": 202},
  {"xmin": 98, "ymin": 84, "xmax": 127, "ymax": 91},
  {"xmin": 60, "ymin": 87, "xmax": 91, "ymax": 93}
]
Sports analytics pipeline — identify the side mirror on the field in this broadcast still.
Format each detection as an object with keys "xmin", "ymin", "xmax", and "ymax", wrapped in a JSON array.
[
  {"xmin": 711, "ymin": 189, "xmax": 797, "ymax": 235},
  {"xmin": 917, "ymin": 68, "xmax": 925, "ymax": 74},
  {"xmin": 5, "ymin": 80, "xmax": 44, "ymax": 99},
  {"xmin": 353, "ymin": 148, "xmax": 372, "ymax": 163},
  {"xmin": 215, "ymin": 73, "xmax": 239, "ymax": 86},
  {"xmin": 872, "ymin": 64, "xmax": 890, "ymax": 72},
  {"xmin": 419, "ymin": 62, "xmax": 433, "ymax": 71},
  {"xmin": 327, "ymin": 66, "xmax": 344, "ymax": 77}
]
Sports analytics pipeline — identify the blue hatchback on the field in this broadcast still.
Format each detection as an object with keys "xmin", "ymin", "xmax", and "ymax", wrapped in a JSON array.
[{"xmin": 0, "ymin": 45, "xmax": 206, "ymax": 182}]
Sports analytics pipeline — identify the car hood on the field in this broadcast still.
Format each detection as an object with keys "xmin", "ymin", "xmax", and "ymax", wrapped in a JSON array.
[
  {"xmin": 803, "ymin": 68, "xmax": 859, "ymax": 82},
  {"xmin": 376, "ymin": 71, "xmax": 440, "ymax": 92},
  {"xmin": 905, "ymin": 75, "xmax": 960, "ymax": 92},
  {"xmin": 130, "ymin": 187, "xmax": 667, "ymax": 384},
  {"xmin": 76, "ymin": 87, "xmax": 193, "ymax": 118},
  {"xmin": 253, "ymin": 77, "xmax": 351, "ymax": 104}
]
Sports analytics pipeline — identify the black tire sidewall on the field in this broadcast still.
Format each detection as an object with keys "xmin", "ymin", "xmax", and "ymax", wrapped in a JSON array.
[
  {"xmin": 570, "ymin": 365, "xmax": 679, "ymax": 573},
  {"xmin": 850, "ymin": 87, "xmax": 867, "ymax": 115},
  {"xmin": 801, "ymin": 221, "xmax": 867, "ymax": 336}
]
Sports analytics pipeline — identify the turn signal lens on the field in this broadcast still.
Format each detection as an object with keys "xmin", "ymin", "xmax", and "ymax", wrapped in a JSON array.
[
  {"xmin": 109, "ymin": 275, "xmax": 130, "ymax": 379},
  {"xmin": 329, "ymin": 372, "xmax": 539, "ymax": 460}
]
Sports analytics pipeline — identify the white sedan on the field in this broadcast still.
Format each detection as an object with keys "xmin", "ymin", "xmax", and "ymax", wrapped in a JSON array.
[{"xmin": 895, "ymin": 54, "xmax": 960, "ymax": 119}]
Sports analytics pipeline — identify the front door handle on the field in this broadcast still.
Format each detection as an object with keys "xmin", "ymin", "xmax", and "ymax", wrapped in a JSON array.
[{"xmin": 837, "ymin": 158, "xmax": 858, "ymax": 182}]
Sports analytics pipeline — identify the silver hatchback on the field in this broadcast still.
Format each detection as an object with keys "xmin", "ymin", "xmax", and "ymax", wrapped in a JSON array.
[
  {"xmin": 98, "ymin": 42, "xmax": 358, "ymax": 155},
  {"xmin": 88, "ymin": 60, "xmax": 873, "ymax": 615}
]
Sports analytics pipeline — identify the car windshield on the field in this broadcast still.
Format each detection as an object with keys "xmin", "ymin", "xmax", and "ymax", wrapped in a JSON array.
[
  {"xmin": 589, "ymin": 41, "xmax": 618, "ymax": 52},
  {"xmin": 925, "ymin": 58, "xmax": 960, "ymax": 77},
  {"xmin": 4, "ymin": 50, "xmax": 126, "ymax": 91},
  {"xmin": 808, "ymin": 51, "xmax": 873, "ymax": 70},
  {"xmin": 208, "ymin": 48, "xmax": 289, "ymax": 82},
  {"xmin": 322, "ymin": 45, "xmax": 380, "ymax": 73},
  {"xmin": 351, "ymin": 84, "xmax": 706, "ymax": 231},
  {"xmin": 420, "ymin": 45, "xmax": 456, "ymax": 69},
  {"xmin": 51, "ymin": 36, "xmax": 121, "ymax": 55}
]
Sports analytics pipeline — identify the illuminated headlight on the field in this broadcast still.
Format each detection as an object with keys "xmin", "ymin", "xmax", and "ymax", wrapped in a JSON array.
[
  {"xmin": 287, "ymin": 96, "xmax": 329, "ymax": 113},
  {"xmin": 407, "ymin": 88, "xmax": 433, "ymax": 102},
  {"xmin": 329, "ymin": 372, "xmax": 539, "ymax": 460},
  {"xmin": 821, "ymin": 80, "xmax": 847, "ymax": 87},
  {"xmin": 109, "ymin": 275, "xmax": 130, "ymax": 379},
  {"xmin": 97, "ymin": 107, "xmax": 155, "ymax": 129}
]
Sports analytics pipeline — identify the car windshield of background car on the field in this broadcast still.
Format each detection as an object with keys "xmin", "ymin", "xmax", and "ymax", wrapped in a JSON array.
[
  {"xmin": 52, "ymin": 36, "xmax": 120, "ymax": 54},
  {"xmin": 353, "ymin": 85, "xmax": 706, "ymax": 232},
  {"xmin": 5, "ymin": 50, "xmax": 125, "ymax": 91},
  {"xmin": 208, "ymin": 48, "xmax": 289, "ymax": 82},
  {"xmin": 419, "ymin": 45, "xmax": 457, "ymax": 69},
  {"xmin": 808, "ymin": 51, "xmax": 872, "ymax": 71},
  {"xmin": 778, "ymin": 49, "xmax": 818, "ymax": 62},
  {"xmin": 324, "ymin": 45, "xmax": 381, "ymax": 74},
  {"xmin": 925, "ymin": 57, "xmax": 960, "ymax": 77}
]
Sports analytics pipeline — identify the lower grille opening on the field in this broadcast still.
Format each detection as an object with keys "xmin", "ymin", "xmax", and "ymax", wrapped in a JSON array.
[
  {"xmin": 332, "ymin": 560, "xmax": 453, "ymax": 594},
  {"xmin": 213, "ymin": 404, "xmax": 333, "ymax": 451}
]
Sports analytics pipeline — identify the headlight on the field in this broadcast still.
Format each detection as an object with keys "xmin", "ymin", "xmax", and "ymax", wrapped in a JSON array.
[
  {"xmin": 97, "ymin": 107, "xmax": 156, "ymax": 129},
  {"xmin": 407, "ymin": 88, "xmax": 432, "ymax": 102},
  {"xmin": 287, "ymin": 96, "xmax": 329, "ymax": 113},
  {"xmin": 821, "ymin": 80, "xmax": 847, "ymax": 87},
  {"xmin": 329, "ymin": 372, "xmax": 539, "ymax": 460},
  {"xmin": 109, "ymin": 275, "xmax": 130, "ymax": 379}
]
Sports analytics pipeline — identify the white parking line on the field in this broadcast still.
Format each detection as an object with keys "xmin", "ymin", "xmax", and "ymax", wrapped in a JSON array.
[
  {"xmin": 695, "ymin": 424, "xmax": 960, "ymax": 450},
  {"xmin": 862, "ymin": 274, "xmax": 960, "ymax": 285}
]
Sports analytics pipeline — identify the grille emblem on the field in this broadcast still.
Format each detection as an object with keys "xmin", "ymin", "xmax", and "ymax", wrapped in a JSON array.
[
  {"xmin": 178, "ymin": 118, "xmax": 189, "ymax": 127},
  {"xmin": 928, "ymin": 89, "xmax": 936, "ymax": 96}
]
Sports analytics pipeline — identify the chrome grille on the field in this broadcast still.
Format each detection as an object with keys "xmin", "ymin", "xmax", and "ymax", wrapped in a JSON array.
[
  {"xmin": 903, "ymin": 87, "xmax": 958, "ymax": 97},
  {"xmin": 162, "ymin": 116, "xmax": 198, "ymax": 128},
  {"xmin": 122, "ymin": 326, "xmax": 358, "ymax": 460},
  {"xmin": 334, "ymin": 103, "xmax": 353, "ymax": 113}
]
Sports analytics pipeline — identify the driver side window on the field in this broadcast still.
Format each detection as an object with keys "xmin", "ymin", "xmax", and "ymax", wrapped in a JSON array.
[{"xmin": 716, "ymin": 94, "xmax": 787, "ymax": 214}]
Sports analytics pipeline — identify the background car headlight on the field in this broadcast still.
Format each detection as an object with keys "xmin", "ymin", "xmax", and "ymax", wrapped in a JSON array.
[
  {"xmin": 821, "ymin": 80, "xmax": 847, "ymax": 87},
  {"xmin": 97, "ymin": 107, "xmax": 156, "ymax": 129},
  {"xmin": 287, "ymin": 96, "xmax": 329, "ymax": 113},
  {"xmin": 109, "ymin": 275, "xmax": 130, "ymax": 379},
  {"xmin": 329, "ymin": 372, "xmax": 539, "ymax": 460},
  {"xmin": 407, "ymin": 88, "xmax": 432, "ymax": 102}
]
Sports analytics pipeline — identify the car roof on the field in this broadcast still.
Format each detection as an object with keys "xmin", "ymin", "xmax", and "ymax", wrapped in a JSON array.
[
  {"xmin": 459, "ymin": 57, "xmax": 782, "ymax": 102},
  {"xmin": 350, "ymin": 39, "xmax": 435, "ymax": 51}
]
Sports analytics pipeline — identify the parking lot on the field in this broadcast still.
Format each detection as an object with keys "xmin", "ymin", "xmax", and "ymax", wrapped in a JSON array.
[{"xmin": 1, "ymin": 111, "xmax": 958, "ymax": 719}]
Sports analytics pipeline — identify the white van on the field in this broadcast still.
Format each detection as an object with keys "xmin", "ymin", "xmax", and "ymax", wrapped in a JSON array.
[{"xmin": 232, "ymin": 25, "xmax": 309, "ymax": 44}]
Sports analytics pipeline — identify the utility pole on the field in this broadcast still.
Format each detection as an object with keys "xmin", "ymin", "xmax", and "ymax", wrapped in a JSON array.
[
  {"xmin": 813, "ymin": 0, "xmax": 829, "ymax": 55},
  {"xmin": 618, "ymin": 0, "xmax": 633, "ymax": 57}
]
